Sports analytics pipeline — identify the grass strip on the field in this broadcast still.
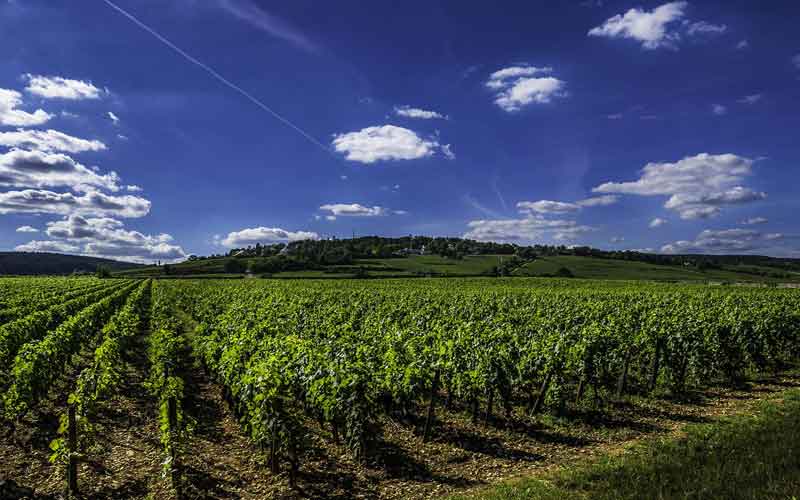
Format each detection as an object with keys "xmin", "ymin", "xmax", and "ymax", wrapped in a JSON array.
[{"xmin": 457, "ymin": 389, "xmax": 800, "ymax": 500}]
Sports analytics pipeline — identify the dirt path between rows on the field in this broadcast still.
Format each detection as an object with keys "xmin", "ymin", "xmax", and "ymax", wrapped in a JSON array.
[
  {"xmin": 178, "ymin": 345, "xmax": 276, "ymax": 498},
  {"xmin": 4, "ymin": 322, "xmax": 800, "ymax": 500},
  {"xmin": 0, "ymin": 331, "xmax": 166, "ymax": 499}
]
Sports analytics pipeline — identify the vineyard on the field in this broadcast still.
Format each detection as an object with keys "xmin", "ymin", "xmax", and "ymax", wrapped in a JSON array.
[{"xmin": 1, "ymin": 276, "xmax": 800, "ymax": 499}]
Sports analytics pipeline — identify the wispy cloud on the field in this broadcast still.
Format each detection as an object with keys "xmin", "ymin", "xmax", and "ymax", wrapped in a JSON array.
[
  {"xmin": 491, "ymin": 176, "xmax": 508, "ymax": 212},
  {"xmin": 216, "ymin": 0, "xmax": 318, "ymax": 53},
  {"xmin": 738, "ymin": 94, "xmax": 762, "ymax": 105},
  {"xmin": 661, "ymin": 228, "xmax": 786, "ymax": 254},
  {"xmin": 102, "ymin": 0, "xmax": 330, "ymax": 155},
  {"xmin": 394, "ymin": 105, "xmax": 448, "ymax": 120},
  {"xmin": 463, "ymin": 194, "xmax": 503, "ymax": 219},
  {"xmin": 319, "ymin": 203, "xmax": 406, "ymax": 217}
]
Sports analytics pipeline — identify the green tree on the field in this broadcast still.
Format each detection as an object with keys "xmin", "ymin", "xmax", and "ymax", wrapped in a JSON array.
[
  {"xmin": 224, "ymin": 259, "xmax": 246, "ymax": 274},
  {"xmin": 96, "ymin": 265, "xmax": 112, "ymax": 278}
]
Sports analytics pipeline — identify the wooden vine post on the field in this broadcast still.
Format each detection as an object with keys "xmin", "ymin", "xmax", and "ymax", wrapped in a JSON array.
[
  {"xmin": 532, "ymin": 371, "xmax": 552, "ymax": 414},
  {"xmin": 288, "ymin": 430, "xmax": 299, "ymax": 488},
  {"xmin": 270, "ymin": 400, "xmax": 281, "ymax": 475},
  {"xmin": 616, "ymin": 348, "xmax": 632, "ymax": 398},
  {"xmin": 168, "ymin": 395, "xmax": 181, "ymax": 498},
  {"xmin": 575, "ymin": 376, "xmax": 585, "ymax": 405},
  {"xmin": 67, "ymin": 404, "xmax": 78, "ymax": 497},
  {"xmin": 484, "ymin": 386, "xmax": 494, "ymax": 426},
  {"xmin": 649, "ymin": 338, "xmax": 662, "ymax": 392},
  {"xmin": 423, "ymin": 370, "xmax": 440, "ymax": 442},
  {"xmin": 163, "ymin": 363, "xmax": 181, "ymax": 499}
]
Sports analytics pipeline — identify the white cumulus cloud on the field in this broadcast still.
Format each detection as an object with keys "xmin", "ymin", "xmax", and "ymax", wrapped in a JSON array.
[
  {"xmin": 15, "ymin": 240, "xmax": 80, "ymax": 254},
  {"xmin": 16, "ymin": 215, "xmax": 185, "ymax": 263},
  {"xmin": 0, "ymin": 189, "xmax": 150, "ymax": 218},
  {"xmin": 0, "ymin": 88, "xmax": 52, "ymax": 127},
  {"xmin": 24, "ymin": 74, "xmax": 105, "ymax": 100},
  {"xmin": 15, "ymin": 225, "xmax": 38, "ymax": 233},
  {"xmin": 593, "ymin": 153, "xmax": 766, "ymax": 219},
  {"xmin": 486, "ymin": 66, "xmax": 566, "ymax": 112},
  {"xmin": 587, "ymin": 2, "xmax": 726, "ymax": 51},
  {"xmin": 517, "ymin": 195, "xmax": 618, "ymax": 215},
  {"xmin": 0, "ymin": 149, "xmax": 119, "ymax": 192},
  {"xmin": 577, "ymin": 194, "xmax": 619, "ymax": 207},
  {"xmin": 517, "ymin": 200, "xmax": 581, "ymax": 215},
  {"xmin": 220, "ymin": 226, "xmax": 319, "ymax": 247},
  {"xmin": 464, "ymin": 216, "xmax": 595, "ymax": 243},
  {"xmin": 588, "ymin": 1, "xmax": 688, "ymax": 49},
  {"xmin": 467, "ymin": 192, "xmax": 610, "ymax": 243},
  {"xmin": 0, "ymin": 129, "xmax": 106, "ymax": 153},
  {"xmin": 332, "ymin": 125, "xmax": 449, "ymax": 164},
  {"xmin": 649, "ymin": 217, "xmax": 668, "ymax": 228}
]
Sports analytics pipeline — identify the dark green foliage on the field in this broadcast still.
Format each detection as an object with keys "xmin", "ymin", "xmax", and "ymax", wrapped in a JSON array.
[
  {"xmin": 554, "ymin": 267, "xmax": 574, "ymax": 278},
  {"xmin": 0, "ymin": 252, "xmax": 141, "ymax": 275},
  {"xmin": 161, "ymin": 278, "xmax": 800, "ymax": 472},
  {"xmin": 223, "ymin": 259, "xmax": 246, "ymax": 274},
  {"xmin": 491, "ymin": 256, "xmax": 525, "ymax": 276},
  {"xmin": 228, "ymin": 236, "xmax": 519, "ymax": 262},
  {"xmin": 247, "ymin": 255, "xmax": 311, "ymax": 274},
  {"xmin": 3, "ymin": 281, "xmax": 138, "ymax": 418},
  {"xmin": 96, "ymin": 265, "xmax": 112, "ymax": 278}
]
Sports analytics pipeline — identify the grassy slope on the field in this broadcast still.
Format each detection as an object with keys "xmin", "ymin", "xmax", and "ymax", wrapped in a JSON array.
[
  {"xmin": 354, "ymin": 254, "xmax": 505, "ymax": 276},
  {"xmin": 457, "ymin": 390, "xmax": 800, "ymax": 500},
  {"xmin": 118, "ymin": 254, "xmax": 800, "ymax": 283},
  {"xmin": 117, "ymin": 255, "xmax": 507, "ymax": 278},
  {"xmin": 513, "ymin": 255, "xmax": 798, "ymax": 283}
]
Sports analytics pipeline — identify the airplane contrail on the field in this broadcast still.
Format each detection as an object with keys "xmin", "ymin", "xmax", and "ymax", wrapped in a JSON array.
[{"xmin": 101, "ymin": 0, "xmax": 332, "ymax": 155}]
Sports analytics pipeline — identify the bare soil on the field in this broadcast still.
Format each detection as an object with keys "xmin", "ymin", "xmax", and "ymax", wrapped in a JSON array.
[{"xmin": 3, "ymin": 345, "xmax": 799, "ymax": 500}]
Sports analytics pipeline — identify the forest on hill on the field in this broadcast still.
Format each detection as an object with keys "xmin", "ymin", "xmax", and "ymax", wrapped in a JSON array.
[{"xmin": 0, "ymin": 252, "xmax": 141, "ymax": 276}]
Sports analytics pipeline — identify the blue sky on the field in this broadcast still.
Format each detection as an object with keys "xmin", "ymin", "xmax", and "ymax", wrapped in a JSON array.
[{"xmin": 1, "ymin": 0, "xmax": 799, "ymax": 262}]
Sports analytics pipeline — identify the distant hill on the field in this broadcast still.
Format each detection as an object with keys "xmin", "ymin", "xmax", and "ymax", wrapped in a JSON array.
[
  {"xmin": 116, "ymin": 252, "xmax": 800, "ymax": 284},
  {"xmin": 0, "ymin": 252, "xmax": 143, "ymax": 276},
  {"xmin": 115, "ymin": 235, "xmax": 800, "ymax": 282}
]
